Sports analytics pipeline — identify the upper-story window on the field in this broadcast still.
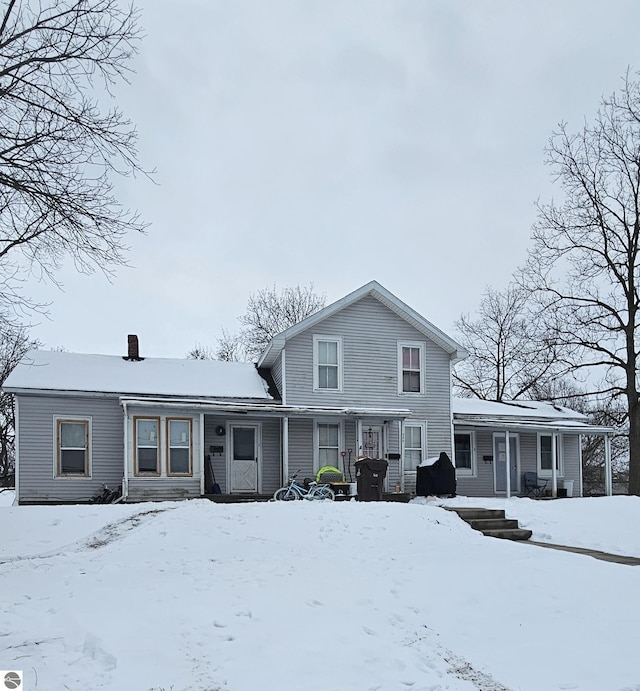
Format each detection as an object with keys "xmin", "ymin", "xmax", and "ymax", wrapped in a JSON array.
[
  {"xmin": 397, "ymin": 342, "xmax": 425, "ymax": 394},
  {"xmin": 313, "ymin": 335, "xmax": 342, "ymax": 391}
]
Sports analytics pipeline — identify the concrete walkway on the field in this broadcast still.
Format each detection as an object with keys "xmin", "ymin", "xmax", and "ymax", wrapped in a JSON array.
[{"xmin": 522, "ymin": 540, "xmax": 640, "ymax": 566}]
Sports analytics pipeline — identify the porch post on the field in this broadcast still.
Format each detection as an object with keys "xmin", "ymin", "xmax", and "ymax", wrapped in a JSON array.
[
  {"xmin": 122, "ymin": 400, "xmax": 129, "ymax": 501},
  {"xmin": 282, "ymin": 416, "xmax": 289, "ymax": 485},
  {"xmin": 551, "ymin": 432, "xmax": 558, "ymax": 498},
  {"xmin": 199, "ymin": 413, "xmax": 205, "ymax": 496},
  {"xmin": 604, "ymin": 433, "xmax": 613, "ymax": 496},
  {"xmin": 505, "ymin": 430, "xmax": 511, "ymax": 498}
]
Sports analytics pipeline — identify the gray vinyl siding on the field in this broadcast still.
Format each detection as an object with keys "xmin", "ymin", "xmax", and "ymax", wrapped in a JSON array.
[
  {"xmin": 204, "ymin": 415, "xmax": 281, "ymax": 494},
  {"xmin": 454, "ymin": 428, "xmax": 583, "ymax": 498},
  {"xmin": 16, "ymin": 393, "xmax": 123, "ymax": 503},
  {"xmin": 205, "ymin": 415, "xmax": 228, "ymax": 492},
  {"xmin": 271, "ymin": 354, "xmax": 283, "ymax": 399},
  {"xmin": 260, "ymin": 418, "xmax": 282, "ymax": 493},
  {"xmin": 562, "ymin": 435, "xmax": 581, "ymax": 496},
  {"xmin": 288, "ymin": 418, "xmax": 314, "ymax": 480},
  {"xmin": 284, "ymin": 295, "xmax": 453, "ymax": 460}
]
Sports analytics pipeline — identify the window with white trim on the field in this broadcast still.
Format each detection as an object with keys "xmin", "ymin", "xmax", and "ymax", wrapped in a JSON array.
[
  {"xmin": 538, "ymin": 433, "xmax": 563, "ymax": 477},
  {"xmin": 404, "ymin": 421, "xmax": 427, "ymax": 469},
  {"xmin": 454, "ymin": 432, "xmax": 476, "ymax": 476},
  {"xmin": 313, "ymin": 336, "xmax": 342, "ymax": 391},
  {"xmin": 167, "ymin": 418, "xmax": 192, "ymax": 475},
  {"xmin": 55, "ymin": 418, "xmax": 91, "ymax": 477},
  {"xmin": 135, "ymin": 417, "xmax": 160, "ymax": 475},
  {"xmin": 315, "ymin": 422, "xmax": 342, "ymax": 470},
  {"xmin": 398, "ymin": 342, "xmax": 424, "ymax": 394}
]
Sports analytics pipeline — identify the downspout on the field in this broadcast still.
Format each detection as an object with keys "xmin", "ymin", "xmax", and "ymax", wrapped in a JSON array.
[
  {"xmin": 122, "ymin": 400, "xmax": 129, "ymax": 502},
  {"xmin": 13, "ymin": 397, "xmax": 19, "ymax": 506},
  {"xmin": 199, "ymin": 412, "xmax": 205, "ymax": 496}
]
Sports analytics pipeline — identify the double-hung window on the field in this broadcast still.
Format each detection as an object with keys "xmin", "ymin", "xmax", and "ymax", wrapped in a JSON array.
[
  {"xmin": 404, "ymin": 422, "xmax": 426, "ymax": 468},
  {"xmin": 538, "ymin": 433, "xmax": 563, "ymax": 477},
  {"xmin": 167, "ymin": 418, "xmax": 192, "ymax": 475},
  {"xmin": 454, "ymin": 432, "xmax": 476, "ymax": 476},
  {"xmin": 313, "ymin": 336, "xmax": 342, "ymax": 391},
  {"xmin": 316, "ymin": 422, "xmax": 341, "ymax": 469},
  {"xmin": 55, "ymin": 418, "xmax": 91, "ymax": 477},
  {"xmin": 398, "ymin": 342, "xmax": 424, "ymax": 394},
  {"xmin": 135, "ymin": 417, "xmax": 160, "ymax": 475}
]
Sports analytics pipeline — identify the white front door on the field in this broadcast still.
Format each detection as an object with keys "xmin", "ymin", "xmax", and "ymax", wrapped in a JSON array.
[{"xmin": 229, "ymin": 424, "xmax": 261, "ymax": 493}]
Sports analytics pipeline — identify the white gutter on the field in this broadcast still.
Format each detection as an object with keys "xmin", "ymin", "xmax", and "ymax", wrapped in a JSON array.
[{"xmin": 122, "ymin": 400, "xmax": 129, "ymax": 501}]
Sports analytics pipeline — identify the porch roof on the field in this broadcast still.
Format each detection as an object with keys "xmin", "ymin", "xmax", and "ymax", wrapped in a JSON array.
[
  {"xmin": 120, "ymin": 396, "xmax": 412, "ymax": 419},
  {"xmin": 452, "ymin": 398, "xmax": 614, "ymax": 435}
]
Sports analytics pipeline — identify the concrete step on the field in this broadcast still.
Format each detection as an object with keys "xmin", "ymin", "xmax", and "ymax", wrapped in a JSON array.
[
  {"xmin": 445, "ymin": 506, "xmax": 532, "ymax": 541},
  {"xmin": 482, "ymin": 528, "xmax": 533, "ymax": 541},
  {"xmin": 466, "ymin": 518, "xmax": 520, "ymax": 531},
  {"xmin": 446, "ymin": 507, "xmax": 506, "ymax": 520}
]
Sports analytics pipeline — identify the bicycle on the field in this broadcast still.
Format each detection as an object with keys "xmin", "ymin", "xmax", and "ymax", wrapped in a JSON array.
[{"xmin": 273, "ymin": 471, "xmax": 335, "ymax": 501}]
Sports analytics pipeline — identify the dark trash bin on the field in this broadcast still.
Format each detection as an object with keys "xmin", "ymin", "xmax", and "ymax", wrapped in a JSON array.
[
  {"xmin": 415, "ymin": 452, "xmax": 456, "ymax": 497},
  {"xmin": 355, "ymin": 458, "xmax": 388, "ymax": 501}
]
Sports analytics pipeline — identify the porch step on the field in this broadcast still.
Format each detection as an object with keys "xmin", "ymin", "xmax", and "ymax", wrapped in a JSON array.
[
  {"xmin": 445, "ymin": 507, "xmax": 532, "ymax": 542},
  {"xmin": 465, "ymin": 518, "xmax": 520, "ymax": 531}
]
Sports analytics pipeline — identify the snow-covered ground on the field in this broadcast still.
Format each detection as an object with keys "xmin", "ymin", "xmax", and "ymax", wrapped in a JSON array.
[{"xmin": 1, "ymin": 494, "xmax": 639, "ymax": 691}]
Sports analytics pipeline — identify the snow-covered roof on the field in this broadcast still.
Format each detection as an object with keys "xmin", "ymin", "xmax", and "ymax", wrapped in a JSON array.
[
  {"xmin": 4, "ymin": 350, "xmax": 272, "ymax": 400},
  {"xmin": 452, "ymin": 397, "xmax": 613, "ymax": 433},
  {"xmin": 257, "ymin": 280, "xmax": 468, "ymax": 368},
  {"xmin": 453, "ymin": 398, "xmax": 587, "ymax": 420}
]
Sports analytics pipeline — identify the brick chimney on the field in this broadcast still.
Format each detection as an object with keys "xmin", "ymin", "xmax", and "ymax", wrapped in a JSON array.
[{"xmin": 123, "ymin": 334, "xmax": 144, "ymax": 361}]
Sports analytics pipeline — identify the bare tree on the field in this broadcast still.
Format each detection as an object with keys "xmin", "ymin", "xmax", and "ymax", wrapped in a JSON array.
[
  {"xmin": 218, "ymin": 284, "xmax": 326, "ymax": 362},
  {"xmin": 0, "ymin": 325, "xmax": 38, "ymax": 486},
  {"xmin": 523, "ymin": 71, "xmax": 640, "ymax": 494},
  {"xmin": 0, "ymin": 0, "xmax": 147, "ymax": 319},
  {"xmin": 186, "ymin": 343, "xmax": 217, "ymax": 361},
  {"xmin": 453, "ymin": 284, "xmax": 563, "ymax": 401},
  {"xmin": 213, "ymin": 329, "xmax": 248, "ymax": 363}
]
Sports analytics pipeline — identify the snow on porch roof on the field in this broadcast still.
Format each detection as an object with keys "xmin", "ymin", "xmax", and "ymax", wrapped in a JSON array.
[
  {"xmin": 452, "ymin": 397, "xmax": 614, "ymax": 434},
  {"xmin": 4, "ymin": 350, "xmax": 273, "ymax": 400}
]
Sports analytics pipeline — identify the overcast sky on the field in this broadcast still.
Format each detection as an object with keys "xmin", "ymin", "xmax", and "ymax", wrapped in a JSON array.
[{"xmin": 22, "ymin": 0, "xmax": 640, "ymax": 358}]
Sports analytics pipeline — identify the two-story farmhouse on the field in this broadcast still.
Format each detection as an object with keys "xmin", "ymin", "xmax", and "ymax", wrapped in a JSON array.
[{"xmin": 4, "ymin": 281, "xmax": 614, "ymax": 504}]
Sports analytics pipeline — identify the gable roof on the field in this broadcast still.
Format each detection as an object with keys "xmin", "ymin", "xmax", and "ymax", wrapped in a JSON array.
[
  {"xmin": 4, "ymin": 350, "xmax": 273, "ymax": 400},
  {"xmin": 257, "ymin": 280, "xmax": 467, "ymax": 368}
]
